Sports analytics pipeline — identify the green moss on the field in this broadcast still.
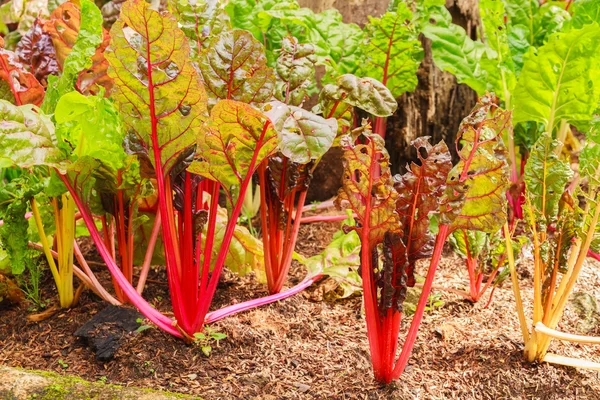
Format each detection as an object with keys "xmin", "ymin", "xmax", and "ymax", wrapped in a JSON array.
[{"xmin": 8, "ymin": 367, "xmax": 199, "ymax": 400}]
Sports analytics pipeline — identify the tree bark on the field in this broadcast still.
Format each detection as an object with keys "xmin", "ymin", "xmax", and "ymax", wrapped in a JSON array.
[{"xmin": 303, "ymin": 0, "xmax": 480, "ymax": 201}]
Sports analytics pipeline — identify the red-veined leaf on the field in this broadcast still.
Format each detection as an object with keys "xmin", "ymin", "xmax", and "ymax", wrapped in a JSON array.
[
  {"xmin": 188, "ymin": 100, "xmax": 278, "ymax": 205},
  {"xmin": 105, "ymin": 0, "xmax": 208, "ymax": 174},
  {"xmin": 335, "ymin": 131, "xmax": 399, "ymax": 248},
  {"xmin": 0, "ymin": 45, "xmax": 45, "ymax": 106},
  {"xmin": 440, "ymin": 96, "xmax": 510, "ymax": 233},
  {"xmin": 199, "ymin": 29, "xmax": 276, "ymax": 108}
]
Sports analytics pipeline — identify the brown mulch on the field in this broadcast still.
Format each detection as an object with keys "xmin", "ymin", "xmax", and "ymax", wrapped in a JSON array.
[{"xmin": 1, "ymin": 221, "xmax": 600, "ymax": 399}]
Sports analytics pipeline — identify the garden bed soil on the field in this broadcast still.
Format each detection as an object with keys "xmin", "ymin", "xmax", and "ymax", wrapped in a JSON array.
[{"xmin": 1, "ymin": 220, "xmax": 600, "ymax": 399}]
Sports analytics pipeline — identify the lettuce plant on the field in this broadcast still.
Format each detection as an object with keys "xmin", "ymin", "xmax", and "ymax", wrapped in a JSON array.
[{"xmin": 336, "ymin": 96, "xmax": 510, "ymax": 383}]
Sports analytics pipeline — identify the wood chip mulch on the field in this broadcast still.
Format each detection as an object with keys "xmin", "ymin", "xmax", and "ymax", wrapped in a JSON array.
[{"xmin": 1, "ymin": 221, "xmax": 600, "ymax": 399}]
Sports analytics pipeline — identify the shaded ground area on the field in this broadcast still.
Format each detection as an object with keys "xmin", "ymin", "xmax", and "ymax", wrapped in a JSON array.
[{"xmin": 1, "ymin": 221, "xmax": 599, "ymax": 399}]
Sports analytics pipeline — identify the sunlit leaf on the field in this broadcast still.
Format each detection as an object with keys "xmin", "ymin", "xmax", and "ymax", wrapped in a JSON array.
[{"xmin": 106, "ymin": 0, "xmax": 208, "ymax": 173}]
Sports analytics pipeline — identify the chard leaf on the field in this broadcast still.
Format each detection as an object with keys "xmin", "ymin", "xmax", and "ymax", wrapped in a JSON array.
[
  {"xmin": 503, "ymin": 0, "xmax": 537, "ymax": 71},
  {"xmin": 394, "ymin": 137, "xmax": 453, "ymax": 286},
  {"xmin": 16, "ymin": 20, "xmax": 60, "ymax": 86},
  {"xmin": 449, "ymin": 229, "xmax": 488, "ymax": 260},
  {"xmin": 199, "ymin": 29, "xmax": 276, "ymax": 108},
  {"xmin": 54, "ymin": 91, "xmax": 125, "ymax": 170},
  {"xmin": 479, "ymin": 0, "xmax": 516, "ymax": 102},
  {"xmin": 298, "ymin": 224, "xmax": 362, "ymax": 300},
  {"xmin": 188, "ymin": 100, "xmax": 278, "ymax": 205},
  {"xmin": 524, "ymin": 133, "xmax": 573, "ymax": 224},
  {"xmin": 206, "ymin": 205, "xmax": 265, "ymax": 282},
  {"xmin": 422, "ymin": 7, "xmax": 486, "ymax": 95},
  {"xmin": 0, "ymin": 100, "xmax": 62, "ymax": 169},
  {"xmin": 441, "ymin": 96, "xmax": 510, "ymax": 233},
  {"xmin": 274, "ymin": 36, "xmax": 315, "ymax": 106},
  {"xmin": 5, "ymin": 0, "xmax": 49, "ymax": 36},
  {"xmin": 0, "ymin": 46, "xmax": 45, "ymax": 106},
  {"xmin": 360, "ymin": 5, "xmax": 423, "ymax": 98},
  {"xmin": 106, "ymin": 0, "xmax": 208, "ymax": 174},
  {"xmin": 265, "ymin": 101, "xmax": 337, "ymax": 163},
  {"xmin": 335, "ymin": 131, "xmax": 399, "ymax": 248},
  {"xmin": 316, "ymin": 74, "xmax": 397, "ymax": 135},
  {"xmin": 304, "ymin": 9, "xmax": 365, "ymax": 84},
  {"xmin": 42, "ymin": 0, "xmax": 105, "ymax": 113},
  {"xmin": 512, "ymin": 24, "xmax": 600, "ymax": 131},
  {"xmin": 225, "ymin": 0, "xmax": 311, "ymax": 65},
  {"xmin": 570, "ymin": 0, "xmax": 600, "ymax": 28},
  {"xmin": 169, "ymin": 0, "xmax": 231, "ymax": 58}
]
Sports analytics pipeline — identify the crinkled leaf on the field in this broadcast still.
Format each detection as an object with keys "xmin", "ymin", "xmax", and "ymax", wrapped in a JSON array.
[
  {"xmin": 503, "ymin": 0, "xmax": 537, "ymax": 71},
  {"xmin": 188, "ymin": 100, "xmax": 278, "ymax": 205},
  {"xmin": 304, "ymin": 9, "xmax": 365, "ymax": 85},
  {"xmin": 225, "ymin": 0, "xmax": 310, "ymax": 65},
  {"xmin": 0, "ymin": 46, "xmax": 45, "ymax": 106},
  {"xmin": 0, "ymin": 100, "xmax": 63, "ymax": 169},
  {"xmin": 54, "ymin": 91, "xmax": 125, "ymax": 170},
  {"xmin": 335, "ymin": 131, "xmax": 399, "ymax": 248},
  {"xmin": 42, "ymin": 0, "xmax": 105, "ymax": 113},
  {"xmin": 199, "ymin": 29, "xmax": 276, "ymax": 108},
  {"xmin": 512, "ymin": 24, "xmax": 600, "ymax": 131},
  {"xmin": 106, "ymin": 0, "xmax": 208, "ymax": 173},
  {"xmin": 524, "ymin": 133, "xmax": 573, "ymax": 225},
  {"xmin": 360, "ymin": 6, "xmax": 423, "ymax": 98},
  {"xmin": 169, "ymin": 0, "xmax": 231, "ymax": 58},
  {"xmin": 274, "ymin": 36, "xmax": 315, "ymax": 106},
  {"xmin": 265, "ymin": 101, "xmax": 337, "ymax": 164},
  {"xmin": 394, "ymin": 137, "xmax": 452, "ymax": 286},
  {"xmin": 16, "ymin": 20, "xmax": 60, "ymax": 86},
  {"xmin": 440, "ymin": 97, "xmax": 510, "ymax": 233}
]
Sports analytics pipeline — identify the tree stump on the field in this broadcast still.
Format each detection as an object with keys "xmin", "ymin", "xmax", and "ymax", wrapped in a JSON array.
[{"xmin": 303, "ymin": 0, "xmax": 479, "ymax": 201}]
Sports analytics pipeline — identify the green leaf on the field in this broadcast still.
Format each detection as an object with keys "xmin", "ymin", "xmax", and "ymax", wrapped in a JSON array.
[
  {"xmin": 422, "ymin": 8, "xmax": 487, "ymax": 95},
  {"xmin": 360, "ymin": 6, "xmax": 423, "ymax": 98},
  {"xmin": 503, "ymin": 0, "xmax": 537, "ymax": 71},
  {"xmin": 265, "ymin": 101, "xmax": 337, "ymax": 163},
  {"xmin": 479, "ymin": 0, "xmax": 516, "ymax": 102},
  {"xmin": 188, "ymin": 100, "xmax": 278, "ymax": 205},
  {"xmin": 204, "ymin": 205, "xmax": 265, "ymax": 282},
  {"xmin": 41, "ymin": 0, "xmax": 103, "ymax": 114},
  {"xmin": 105, "ymin": 0, "xmax": 208, "ymax": 174},
  {"xmin": 0, "ymin": 100, "xmax": 63, "ymax": 170},
  {"xmin": 199, "ymin": 29, "xmax": 276, "ymax": 108},
  {"xmin": 570, "ymin": 0, "xmax": 600, "ymax": 29},
  {"xmin": 512, "ymin": 24, "xmax": 600, "ymax": 131},
  {"xmin": 169, "ymin": 0, "xmax": 231, "ymax": 58},
  {"xmin": 299, "ymin": 226, "xmax": 361, "ymax": 300},
  {"xmin": 524, "ymin": 133, "xmax": 573, "ymax": 224},
  {"xmin": 440, "ymin": 97, "xmax": 510, "ymax": 233},
  {"xmin": 448, "ymin": 229, "xmax": 487, "ymax": 260},
  {"xmin": 304, "ymin": 9, "xmax": 365, "ymax": 84},
  {"xmin": 54, "ymin": 91, "xmax": 125, "ymax": 171}
]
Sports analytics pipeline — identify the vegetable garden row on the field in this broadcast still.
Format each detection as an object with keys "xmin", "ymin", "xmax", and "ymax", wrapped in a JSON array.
[{"xmin": 1, "ymin": 0, "xmax": 600, "ymax": 386}]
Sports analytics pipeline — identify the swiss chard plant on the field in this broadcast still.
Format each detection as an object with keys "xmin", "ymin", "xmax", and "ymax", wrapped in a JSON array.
[
  {"xmin": 336, "ymin": 96, "xmax": 510, "ymax": 383},
  {"xmin": 505, "ymin": 127, "xmax": 600, "ymax": 369}
]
